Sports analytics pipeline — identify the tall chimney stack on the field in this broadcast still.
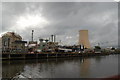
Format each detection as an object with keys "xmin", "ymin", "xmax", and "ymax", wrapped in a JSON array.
[
  {"xmin": 54, "ymin": 35, "xmax": 56, "ymax": 42},
  {"xmin": 32, "ymin": 30, "xmax": 34, "ymax": 42},
  {"xmin": 51, "ymin": 35, "xmax": 54, "ymax": 42}
]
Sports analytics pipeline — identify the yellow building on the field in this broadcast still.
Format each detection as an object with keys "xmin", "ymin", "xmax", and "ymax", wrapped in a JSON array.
[{"xmin": 79, "ymin": 30, "xmax": 91, "ymax": 48}]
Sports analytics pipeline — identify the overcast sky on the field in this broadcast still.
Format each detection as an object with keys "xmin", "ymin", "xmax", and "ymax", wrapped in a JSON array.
[{"xmin": 1, "ymin": 2, "xmax": 118, "ymax": 47}]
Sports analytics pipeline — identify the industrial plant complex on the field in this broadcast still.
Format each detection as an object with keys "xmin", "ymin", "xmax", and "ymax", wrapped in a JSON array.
[{"xmin": 0, "ymin": 29, "xmax": 119, "ymax": 55}]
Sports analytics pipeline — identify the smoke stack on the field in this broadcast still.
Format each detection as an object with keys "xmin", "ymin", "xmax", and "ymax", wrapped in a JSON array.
[
  {"xmin": 32, "ymin": 30, "xmax": 34, "ymax": 42},
  {"xmin": 51, "ymin": 35, "xmax": 54, "ymax": 42},
  {"xmin": 54, "ymin": 35, "xmax": 56, "ymax": 42}
]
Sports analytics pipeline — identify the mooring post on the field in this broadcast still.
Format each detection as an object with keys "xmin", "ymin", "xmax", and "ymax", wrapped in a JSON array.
[
  {"xmin": 47, "ymin": 53, "xmax": 48, "ymax": 58},
  {"xmin": 56, "ymin": 53, "xmax": 57, "ymax": 58},
  {"xmin": 8, "ymin": 54, "xmax": 10, "ymax": 60},
  {"xmin": 36, "ymin": 53, "xmax": 38, "ymax": 59},
  {"xmin": 23, "ymin": 54, "xmax": 26, "ymax": 59}
]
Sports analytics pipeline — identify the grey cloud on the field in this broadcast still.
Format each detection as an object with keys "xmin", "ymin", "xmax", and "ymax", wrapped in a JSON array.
[
  {"xmin": 2, "ymin": 2, "xmax": 118, "ymax": 47},
  {"xmin": 0, "ymin": 2, "xmax": 2, "ymax": 33}
]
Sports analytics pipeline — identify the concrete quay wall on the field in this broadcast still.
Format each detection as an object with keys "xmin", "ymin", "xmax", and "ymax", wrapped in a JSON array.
[{"xmin": 2, "ymin": 52, "xmax": 119, "ymax": 60}]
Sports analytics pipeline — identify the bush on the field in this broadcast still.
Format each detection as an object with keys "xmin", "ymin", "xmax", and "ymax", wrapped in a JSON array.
[{"xmin": 95, "ymin": 46, "xmax": 101, "ymax": 49}]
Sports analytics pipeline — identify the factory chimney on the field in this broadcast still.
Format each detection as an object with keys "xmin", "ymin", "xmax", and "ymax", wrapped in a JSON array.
[
  {"xmin": 54, "ymin": 35, "xmax": 56, "ymax": 42},
  {"xmin": 51, "ymin": 35, "xmax": 54, "ymax": 42},
  {"xmin": 51, "ymin": 35, "xmax": 56, "ymax": 42},
  {"xmin": 32, "ymin": 30, "xmax": 34, "ymax": 42}
]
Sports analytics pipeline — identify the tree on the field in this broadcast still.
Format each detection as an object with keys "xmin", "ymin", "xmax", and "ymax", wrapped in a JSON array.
[
  {"xmin": 95, "ymin": 46, "xmax": 101, "ymax": 49},
  {"xmin": 111, "ymin": 47, "xmax": 115, "ymax": 50}
]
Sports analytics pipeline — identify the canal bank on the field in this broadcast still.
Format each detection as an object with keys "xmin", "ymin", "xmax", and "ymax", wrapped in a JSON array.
[{"xmin": 2, "ymin": 52, "xmax": 119, "ymax": 60}]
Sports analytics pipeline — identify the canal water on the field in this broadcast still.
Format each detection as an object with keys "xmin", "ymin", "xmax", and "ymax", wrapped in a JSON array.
[{"xmin": 2, "ymin": 54, "xmax": 119, "ymax": 78}]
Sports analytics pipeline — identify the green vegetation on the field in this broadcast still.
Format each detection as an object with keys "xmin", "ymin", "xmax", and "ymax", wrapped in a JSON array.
[{"xmin": 94, "ymin": 46, "xmax": 101, "ymax": 49}]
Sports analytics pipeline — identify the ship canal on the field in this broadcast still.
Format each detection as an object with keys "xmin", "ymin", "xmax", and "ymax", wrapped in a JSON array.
[{"xmin": 2, "ymin": 54, "xmax": 119, "ymax": 78}]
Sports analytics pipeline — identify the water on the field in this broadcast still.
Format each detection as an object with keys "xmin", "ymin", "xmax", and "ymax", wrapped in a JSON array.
[{"xmin": 2, "ymin": 54, "xmax": 119, "ymax": 78}]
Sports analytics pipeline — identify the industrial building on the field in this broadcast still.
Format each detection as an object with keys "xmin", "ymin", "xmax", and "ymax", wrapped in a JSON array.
[
  {"xmin": 0, "ymin": 32, "xmax": 27, "ymax": 53},
  {"xmin": 79, "ymin": 30, "xmax": 91, "ymax": 48},
  {"xmin": 36, "ymin": 35, "xmax": 58, "ymax": 52}
]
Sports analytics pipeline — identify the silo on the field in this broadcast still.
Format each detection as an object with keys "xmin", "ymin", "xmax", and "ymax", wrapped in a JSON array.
[{"xmin": 79, "ymin": 30, "xmax": 91, "ymax": 48}]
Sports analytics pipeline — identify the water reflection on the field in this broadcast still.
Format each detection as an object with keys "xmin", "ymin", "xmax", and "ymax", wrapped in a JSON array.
[
  {"xmin": 80, "ymin": 58, "xmax": 90, "ymax": 78},
  {"xmin": 2, "ymin": 54, "xmax": 119, "ymax": 78},
  {"xmin": 2, "ymin": 60, "xmax": 25, "ymax": 78}
]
